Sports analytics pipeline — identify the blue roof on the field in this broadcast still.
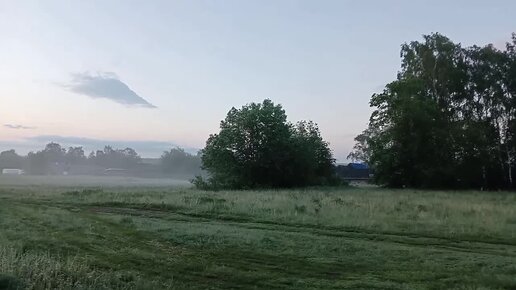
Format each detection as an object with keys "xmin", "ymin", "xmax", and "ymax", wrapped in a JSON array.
[{"xmin": 348, "ymin": 163, "xmax": 369, "ymax": 170}]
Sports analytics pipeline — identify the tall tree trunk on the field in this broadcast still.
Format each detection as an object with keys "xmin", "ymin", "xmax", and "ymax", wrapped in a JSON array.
[
  {"xmin": 506, "ymin": 143, "xmax": 513, "ymax": 188},
  {"xmin": 481, "ymin": 165, "xmax": 487, "ymax": 191},
  {"xmin": 495, "ymin": 119, "xmax": 508, "ymax": 186}
]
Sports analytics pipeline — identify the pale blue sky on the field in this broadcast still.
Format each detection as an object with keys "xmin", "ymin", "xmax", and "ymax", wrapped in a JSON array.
[{"xmin": 0, "ymin": 0, "xmax": 515, "ymax": 160}]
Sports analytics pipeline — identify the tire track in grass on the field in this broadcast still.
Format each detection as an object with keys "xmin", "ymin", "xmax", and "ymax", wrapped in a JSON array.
[
  {"xmin": 83, "ymin": 204, "xmax": 516, "ymax": 290},
  {"xmin": 5, "ymin": 199, "xmax": 516, "ymax": 289},
  {"xmin": 1, "ymin": 201, "xmax": 367, "ymax": 289},
  {"xmin": 11, "ymin": 198, "xmax": 516, "ymax": 256},
  {"xmin": 15, "ymin": 198, "xmax": 516, "ymax": 247},
  {"xmin": 82, "ymin": 204, "xmax": 516, "ymax": 258}
]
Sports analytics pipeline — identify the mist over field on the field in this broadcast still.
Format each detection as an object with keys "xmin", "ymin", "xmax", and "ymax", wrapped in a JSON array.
[{"xmin": 0, "ymin": 142, "xmax": 203, "ymax": 182}]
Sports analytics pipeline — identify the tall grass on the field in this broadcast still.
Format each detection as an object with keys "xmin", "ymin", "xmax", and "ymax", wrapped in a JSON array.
[{"xmin": 0, "ymin": 247, "xmax": 163, "ymax": 290}]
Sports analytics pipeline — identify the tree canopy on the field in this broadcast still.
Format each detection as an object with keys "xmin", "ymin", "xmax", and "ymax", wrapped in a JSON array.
[
  {"xmin": 350, "ymin": 33, "xmax": 516, "ymax": 189},
  {"xmin": 160, "ymin": 148, "xmax": 202, "ymax": 177},
  {"xmin": 0, "ymin": 143, "xmax": 206, "ymax": 177},
  {"xmin": 0, "ymin": 150, "xmax": 23, "ymax": 170},
  {"xmin": 195, "ymin": 99, "xmax": 335, "ymax": 189},
  {"xmin": 23, "ymin": 143, "xmax": 143, "ymax": 174},
  {"xmin": 89, "ymin": 146, "xmax": 141, "ymax": 169}
]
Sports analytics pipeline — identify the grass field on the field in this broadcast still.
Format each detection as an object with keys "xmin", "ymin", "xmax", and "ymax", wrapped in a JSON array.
[{"xmin": 0, "ymin": 180, "xmax": 515, "ymax": 289}]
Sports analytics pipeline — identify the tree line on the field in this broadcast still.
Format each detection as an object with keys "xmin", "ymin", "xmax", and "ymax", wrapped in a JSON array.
[
  {"xmin": 349, "ymin": 33, "xmax": 516, "ymax": 189},
  {"xmin": 0, "ymin": 143, "xmax": 201, "ymax": 177},
  {"xmin": 194, "ymin": 33, "xmax": 516, "ymax": 190}
]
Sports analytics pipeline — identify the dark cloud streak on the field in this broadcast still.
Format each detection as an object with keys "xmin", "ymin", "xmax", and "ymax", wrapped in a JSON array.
[{"xmin": 65, "ymin": 72, "xmax": 156, "ymax": 108}]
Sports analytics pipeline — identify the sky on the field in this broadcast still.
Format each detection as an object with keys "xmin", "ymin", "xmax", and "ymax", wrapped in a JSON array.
[{"xmin": 0, "ymin": 0, "xmax": 515, "ymax": 160}]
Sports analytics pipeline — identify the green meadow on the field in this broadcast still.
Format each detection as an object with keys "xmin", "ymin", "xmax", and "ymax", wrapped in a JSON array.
[{"xmin": 0, "ymin": 181, "xmax": 515, "ymax": 289}]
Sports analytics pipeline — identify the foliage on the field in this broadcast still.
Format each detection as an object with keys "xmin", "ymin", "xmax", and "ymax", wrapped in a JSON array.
[
  {"xmin": 65, "ymin": 146, "xmax": 87, "ymax": 165},
  {"xmin": 346, "ymin": 129, "xmax": 372, "ymax": 163},
  {"xmin": 352, "ymin": 33, "xmax": 516, "ymax": 189},
  {"xmin": 160, "ymin": 148, "xmax": 202, "ymax": 177},
  {"xmin": 196, "ymin": 99, "xmax": 335, "ymax": 189},
  {"xmin": 0, "ymin": 150, "xmax": 24, "ymax": 170},
  {"xmin": 26, "ymin": 143, "xmax": 80, "ymax": 175},
  {"xmin": 288, "ymin": 121, "xmax": 336, "ymax": 185},
  {"xmin": 23, "ymin": 143, "xmax": 143, "ymax": 175},
  {"xmin": 89, "ymin": 146, "xmax": 141, "ymax": 169},
  {"xmin": 27, "ymin": 143, "xmax": 66, "ymax": 175},
  {"xmin": 3, "ymin": 142, "xmax": 205, "ymax": 177}
]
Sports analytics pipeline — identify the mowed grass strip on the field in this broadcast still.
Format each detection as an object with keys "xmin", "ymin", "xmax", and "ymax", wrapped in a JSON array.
[
  {"xmin": 0, "ymin": 186, "xmax": 515, "ymax": 289},
  {"xmin": 48, "ymin": 187, "xmax": 516, "ymax": 244}
]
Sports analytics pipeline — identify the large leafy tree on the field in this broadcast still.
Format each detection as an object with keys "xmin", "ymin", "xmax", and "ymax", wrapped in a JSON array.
[
  {"xmin": 351, "ymin": 33, "xmax": 516, "ymax": 189},
  {"xmin": 196, "ymin": 99, "xmax": 335, "ymax": 189}
]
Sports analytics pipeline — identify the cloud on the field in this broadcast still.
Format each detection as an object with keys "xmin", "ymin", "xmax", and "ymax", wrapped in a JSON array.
[
  {"xmin": 65, "ymin": 72, "xmax": 156, "ymax": 108},
  {"xmin": 3, "ymin": 124, "xmax": 36, "ymax": 130}
]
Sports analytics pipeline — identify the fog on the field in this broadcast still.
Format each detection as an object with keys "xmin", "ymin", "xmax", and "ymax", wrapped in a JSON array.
[{"xmin": 0, "ymin": 142, "xmax": 203, "ymax": 184}]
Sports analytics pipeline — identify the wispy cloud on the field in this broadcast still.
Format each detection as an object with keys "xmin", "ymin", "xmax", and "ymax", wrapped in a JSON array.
[
  {"xmin": 64, "ymin": 72, "xmax": 156, "ymax": 108},
  {"xmin": 3, "ymin": 124, "xmax": 36, "ymax": 130}
]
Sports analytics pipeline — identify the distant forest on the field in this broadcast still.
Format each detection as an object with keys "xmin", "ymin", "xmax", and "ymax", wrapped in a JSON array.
[{"xmin": 0, "ymin": 143, "xmax": 202, "ymax": 178}]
